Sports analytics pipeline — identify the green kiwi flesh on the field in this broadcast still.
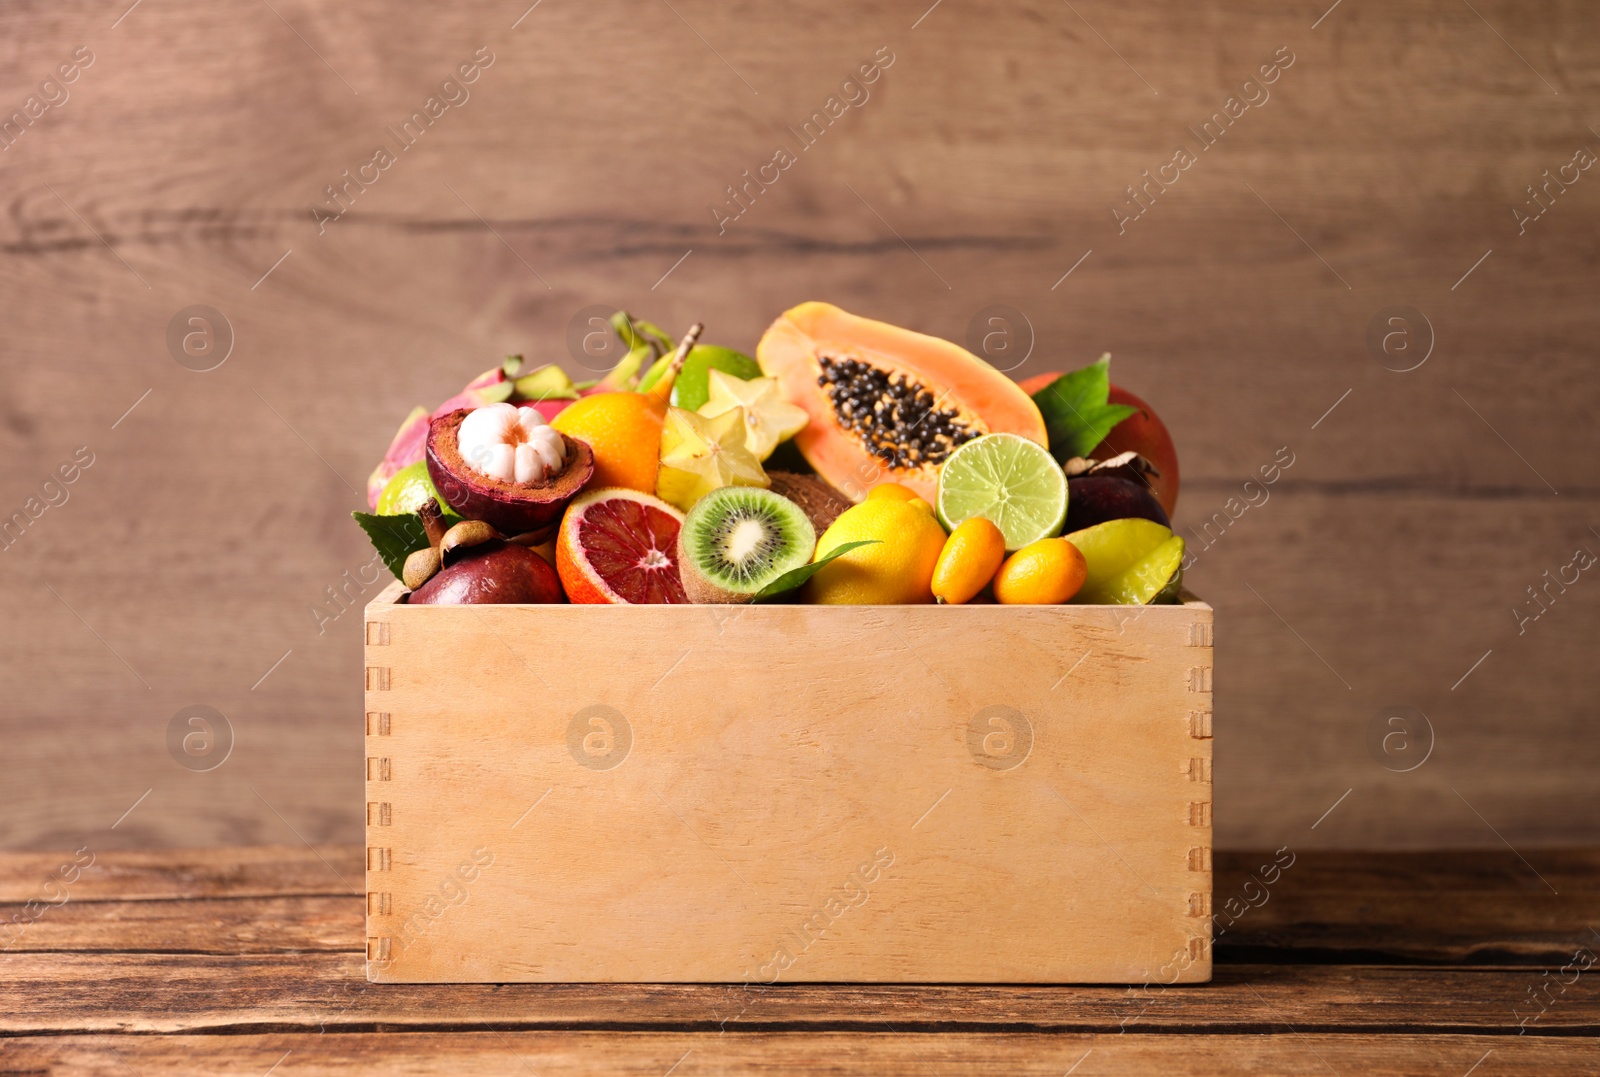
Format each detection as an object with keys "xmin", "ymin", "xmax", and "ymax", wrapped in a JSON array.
[{"xmin": 676, "ymin": 487, "xmax": 816, "ymax": 604}]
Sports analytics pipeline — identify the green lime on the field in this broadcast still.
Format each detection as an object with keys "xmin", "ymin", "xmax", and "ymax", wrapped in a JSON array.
[
  {"xmin": 637, "ymin": 345, "xmax": 762, "ymax": 411},
  {"xmin": 376, "ymin": 461, "xmax": 446, "ymax": 515},
  {"xmin": 1063, "ymin": 518, "xmax": 1185, "ymax": 604},
  {"xmin": 936, "ymin": 433, "xmax": 1067, "ymax": 551}
]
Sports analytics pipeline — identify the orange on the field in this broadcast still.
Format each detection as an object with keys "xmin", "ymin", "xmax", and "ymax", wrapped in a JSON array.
[
  {"xmin": 993, "ymin": 538, "xmax": 1087, "ymax": 605},
  {"xmin": 555, "ymin": 487, "xmax": 689, "ymax": 604},
  {"xmin": 551, "ymin": 323, "xmax": 703, "ymax": 493},
  {"xmin": 550, "ymin": 392, "xmax": 666, "ymax": 492},
  {"xmin": 931, "ymin": 517, "xmax": 1006, "ymax": 604}
]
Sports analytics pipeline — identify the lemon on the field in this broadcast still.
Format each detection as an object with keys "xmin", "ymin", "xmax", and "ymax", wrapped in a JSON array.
[
  {"xmin": 808, "ymin": 498, "xmax": 947, "ymax": 604},
  {"xmin": 375, "ymin": 461, "xmax": 445, "ymax": 515}
]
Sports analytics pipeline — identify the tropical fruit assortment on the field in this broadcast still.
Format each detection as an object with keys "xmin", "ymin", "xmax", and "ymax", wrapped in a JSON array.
[{"xmin": 354, "ymin": 303, "xmax": 1187, "ymax": 607}]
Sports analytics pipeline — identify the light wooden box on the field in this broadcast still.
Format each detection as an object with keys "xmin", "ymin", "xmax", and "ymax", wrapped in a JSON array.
[{"xmin": 363, "ymin": 580, "xmax": 1213, "ymax": 984}]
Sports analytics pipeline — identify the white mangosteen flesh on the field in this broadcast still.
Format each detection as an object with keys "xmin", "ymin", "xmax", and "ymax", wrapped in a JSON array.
[{"xmin": 457, "ymin": 403, "xmax": 566, "ymax": 484}]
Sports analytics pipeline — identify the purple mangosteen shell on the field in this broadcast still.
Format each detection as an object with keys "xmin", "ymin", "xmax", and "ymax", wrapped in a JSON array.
[{"xmin": 425, "ymin": 408, "xmax": 594, "ymax": 535}]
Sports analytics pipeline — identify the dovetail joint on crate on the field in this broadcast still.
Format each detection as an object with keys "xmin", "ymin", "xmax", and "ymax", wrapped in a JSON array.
[
  {"xmin": 1189, "ymin": 936, "xmax": 1206, "ymax": 961},
  {"xmin": 1187, "ymin": 621, "xmax": 1213, "ymax": 647},
  {"xmin": 1189, "ymin": 801, "xmax": 1212, "ymax": 826},
  {"xmin": 367, "ymin": 936, "xmax": 391, "ymax": 962},
  {"xmin": 1186, "ymin": 757, "xmax": 1212, "ymax": 783},
  {"xmin": 366, "ymin": 666, "xmax": 391, "ymax": 691},
  {"xmin": 1188, "ymin": 847, "xmax": 1212, "ymax": 872},
  {"xmin": 366, "ymin": 711, "xmax": 391, "ymax": 736},
  {"xmin": 367, "ymin": 801, "xmax": 392, "ymax": 826},
  {"xmin": 366, "ymin": 757, "xmax": 391, "ymax": 781},
  {"xmin": 368, "ymin": 892, "xmax": 392, "ymax": 915},
  {"xmin": 367, "ymin": 847, "xmax": 391, "ymax": 871},
  {"xmin": 1189, "ymin": 709, "xmax": 1213, "ymax": 739},
  {"xmin": 1187, "ymin": 666, "xmax": 1213, "ymax": 692},
  {"xmin": 1188, "ymin": 891, "xmax": 1211, "ymax": 917},
  {"xmin": 366, "ymin": 621, "xmax": 390, "ymax": 646}
]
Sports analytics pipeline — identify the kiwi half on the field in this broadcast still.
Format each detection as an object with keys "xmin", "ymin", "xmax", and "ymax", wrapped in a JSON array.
[{"xmin": 676, "ymin": 487, "xmax": 816, "ymax": 604}]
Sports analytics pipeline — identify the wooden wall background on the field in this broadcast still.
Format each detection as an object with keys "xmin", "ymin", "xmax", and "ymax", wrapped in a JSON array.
[{"xmin": 1, "ymin": 0, "xmax": 1595, "ymax": 853}]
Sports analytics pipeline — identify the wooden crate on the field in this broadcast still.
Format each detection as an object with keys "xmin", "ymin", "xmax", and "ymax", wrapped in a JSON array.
[{"xmin": 362, "ymin": 580, "xmax": 1213, "ymax": 984}]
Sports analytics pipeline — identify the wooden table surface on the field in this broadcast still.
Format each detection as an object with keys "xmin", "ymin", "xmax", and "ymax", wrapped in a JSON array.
[{"xmin": 3, "ymin": 847, "xmax": 1597, "ymax": 1075}]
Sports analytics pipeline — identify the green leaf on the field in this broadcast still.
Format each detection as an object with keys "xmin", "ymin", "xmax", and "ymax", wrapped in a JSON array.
[
  {"xmin": 353, "ymin": 511, "xmax": 430, "ymax": 580},
  {"xmin": 1030, "ymin": 353, "xmax": 1139, "ymax": 462},
  {"xmin": 353, "ymin": 509, "xmax": 463, "ymax": 581},
  {"xmin": 751, "ymin": 540, "xmax": 880, "ymax": 602}
]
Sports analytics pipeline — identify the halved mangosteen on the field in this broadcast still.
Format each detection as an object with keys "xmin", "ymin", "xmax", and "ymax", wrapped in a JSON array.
[{"xmin": 426, "ymin": 405, "xmax": 594, "ymax": 534}]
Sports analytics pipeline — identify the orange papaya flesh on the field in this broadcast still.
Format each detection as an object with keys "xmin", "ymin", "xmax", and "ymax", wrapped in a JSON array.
[{"xmin": 756, "ymin": 302, "xmax": 1048, "ymax": 503}]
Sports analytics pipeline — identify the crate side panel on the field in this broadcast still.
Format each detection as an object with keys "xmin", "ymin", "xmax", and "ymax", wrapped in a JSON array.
[{"xmin": 369, "ymin": 603, "xmax": 1209, "ymax": 983}]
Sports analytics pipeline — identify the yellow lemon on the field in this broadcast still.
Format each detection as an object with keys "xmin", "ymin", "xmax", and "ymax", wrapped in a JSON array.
[
  {"xmin": 869, "ymin": 484, "xmax": 936, "ymax": 516},
  {"xmin": 807, "ymin": 498, "xmax": 948, "ymax": 604},
  {"xmin": 868, "ymin": 483, "xmax": 921, "ymax": 503}
]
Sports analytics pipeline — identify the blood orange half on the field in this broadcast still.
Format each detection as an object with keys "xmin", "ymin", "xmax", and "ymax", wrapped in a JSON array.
[{"xmin": 556, "ymin": 487, "xmax": 689, "ymax": 604}]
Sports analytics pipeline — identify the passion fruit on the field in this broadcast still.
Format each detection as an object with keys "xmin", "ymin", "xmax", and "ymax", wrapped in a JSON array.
[
  {"xmin": 408, "ymin": 541, "xmax": 565, "ymax": 605},
  {"xmin": 426, "ymin": 406, "xmax": 594, "ymax": 534}
]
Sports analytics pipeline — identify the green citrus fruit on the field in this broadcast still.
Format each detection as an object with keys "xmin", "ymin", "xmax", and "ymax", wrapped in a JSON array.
[
  {"xmin": 936, "ymin": 433, "xmax": 1067, "ymax": 551},
  {"xmin": 376, "ymin": 461, "xmax": 446, "ymax": 515}
]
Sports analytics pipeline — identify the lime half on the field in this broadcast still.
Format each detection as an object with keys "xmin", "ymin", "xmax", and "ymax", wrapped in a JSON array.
[{"xmin": 936, "ymin": 433, "xmax": 1067, "ymax": 551}]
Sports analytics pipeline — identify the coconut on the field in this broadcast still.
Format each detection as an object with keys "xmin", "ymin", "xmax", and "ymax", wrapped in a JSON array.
[{"xmin": 766, "ymin": 471, "xmax": 851, "ymax": 535}]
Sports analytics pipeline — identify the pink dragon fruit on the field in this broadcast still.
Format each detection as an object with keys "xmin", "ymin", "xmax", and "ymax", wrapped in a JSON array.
[{"xmin": 365, "ymin": 359, "xmax": 632, "ymax": 508}]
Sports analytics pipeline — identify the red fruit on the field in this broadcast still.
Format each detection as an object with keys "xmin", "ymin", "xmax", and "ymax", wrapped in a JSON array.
[
  {"xmin": 1100, "ymin": 385, "xmax": 1179, "ymax": 517},
  {"xmin": 409, "ymin": 542, "xmax": 564, "ymax": 605},
  {"xmin": 1017, "ymin": 371, "xmax": 1061, "ymax": 396},
  {"xmin": 556, "ymin": 487, "xmax": 690, "ymax": 604},
  {"xmin": 1015, "ymin": 372, "xmax": 1179, "ymax": 516}
]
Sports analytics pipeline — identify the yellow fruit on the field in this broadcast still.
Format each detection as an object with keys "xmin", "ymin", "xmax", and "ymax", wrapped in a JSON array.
[
  {"xmin": 697, "ymin": 369, "xmax": 809, "ymax": 461},
  {"xmin": 931, "ymin": 517, "xmax": 1006, "ymax": 605},
  {"xmin": 551, "ymin": 323, "xmax": 703, "ymax": 493},
  {"xmin": 656, "ymin": 406, "xmax": 769, "ymax": 511},
  {"xmin": 868, "ymin": 483, "xmax": 921, "ymax": 503},
  {"xmin": 869, "ymin": 484, "xmax": 936, "ymax": 516},
  {"xmin": 993, "ymin": 538, "xmax": 1088, "ymax": 605},
  {"xmin": 807, "ymin": 498, "xmax": 947, "ymax": 604}
]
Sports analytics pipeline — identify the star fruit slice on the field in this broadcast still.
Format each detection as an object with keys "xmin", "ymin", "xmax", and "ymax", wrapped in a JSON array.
[
  {"xmin": 656, "ymin": 406, "xmax": 770, "ymax": 511},
  {"xmin": 697, "ymin": 369, "xmax": 809, "ymax": 462}
]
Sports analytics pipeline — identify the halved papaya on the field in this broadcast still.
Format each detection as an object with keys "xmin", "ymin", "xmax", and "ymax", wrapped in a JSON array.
[{"xmin": 756, "ymin": 302, "xmax": 1048, "ymax": 502}]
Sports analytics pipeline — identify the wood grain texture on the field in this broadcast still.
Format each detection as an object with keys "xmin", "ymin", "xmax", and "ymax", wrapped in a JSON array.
[
  {"xmin": 5, "ymin": 847, "xmax": 1593, "ymax": 963},
  {"xmin": 6, "ymin": 847, "xmax": 1598, "ymax": 1073},
  {"xmin": 10, "ymin": 955, "xmax": 1600, "ymax": 1034},
  {"xmin": 362, "ymin": 590, "xmax": 1213, "ymax": 982},
  {"xmin": 5, "ymin": 1033, "xmax": 1596, "ymax": 1077},
  {"xmin": 1, "ymin": 0, "xmax": 1597, "ymax": 852}
]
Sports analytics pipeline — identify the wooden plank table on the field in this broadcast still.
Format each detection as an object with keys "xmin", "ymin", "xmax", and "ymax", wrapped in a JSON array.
[{"xmin": 3, "ymin": 847, "xmax": 1597, "ymax": 1075}]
